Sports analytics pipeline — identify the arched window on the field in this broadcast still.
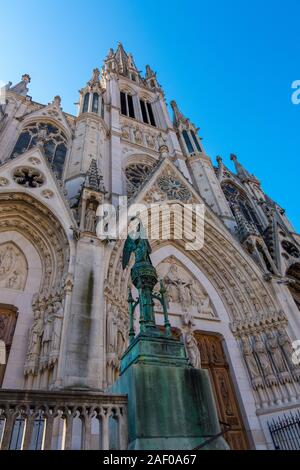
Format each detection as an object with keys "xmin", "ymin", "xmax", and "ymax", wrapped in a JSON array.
[
  {"xmin": 92, "ymin": 93, "xmax": 99, "ymax": 113},
  {"xmin": 101, "ymin": 97, "xmax": 104, "ymax": 119},
  {"xmin": 139, "ymin": 99, "xmax": 156, "ymax": 126},
  {"xmin": 120, "ymin": 91, "xmax": 135, "ymax": 118},
  {"xmin": 82, "ymin": 93, "xmax": 90, "ymax": 113},
  {"xmin": 11, "ymin": 122, "xmax": 68, "ymax": 178},
  {"xmin": 222, "ymin": 182, "xmax": 262, "ymax": 232},
  {"xmin": 182, "ymin": 130, "xmax": 194, "ymax": 154},
  {"xmin": 125, "ymin": 162, "xmax": 153, "ymax": 197},
  {"xmin": 190, "ymin": 129, "xmax": 202, "ymax": 152}
]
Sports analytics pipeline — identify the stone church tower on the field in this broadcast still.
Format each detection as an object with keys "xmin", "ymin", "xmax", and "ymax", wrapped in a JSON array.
[{"xmin": 0, "ymin": 43, "xmax": 299, "ymax": 450}]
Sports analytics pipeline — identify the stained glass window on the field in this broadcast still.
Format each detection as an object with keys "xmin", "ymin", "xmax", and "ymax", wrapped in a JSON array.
[
  {"xmin": 92, "ymin": 93, "xmax": 99, "ymax": 113},
  {"xmin": 182, "ymin": 130, "xmax": 194, "ymax": 154},
  {"xmin": 191, "ymin": 130, "xmax": 202, "ymax": 152},
  {"xmin": 11, "ymin": 122, "xmax": 68, "ymax": 178},
  {"xmin": 83, "ymin": 93, "xmax": 90, "ymax": 113}
]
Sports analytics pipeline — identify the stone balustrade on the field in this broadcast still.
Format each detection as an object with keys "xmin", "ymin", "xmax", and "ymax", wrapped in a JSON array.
[{"xmin": 0, "ymin": 389, "xmax": 128, "ymax": 450}]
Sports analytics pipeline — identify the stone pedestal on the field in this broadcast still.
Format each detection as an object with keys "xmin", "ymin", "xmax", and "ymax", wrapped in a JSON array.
[{"xmin": 110, "ymin": 334, "xmax": 229, "ymax": 450}]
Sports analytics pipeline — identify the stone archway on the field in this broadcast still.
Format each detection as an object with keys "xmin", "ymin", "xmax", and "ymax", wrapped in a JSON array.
[{"xmin": 0, "ymin": 192, "xmax": 71, "ymax": 390}]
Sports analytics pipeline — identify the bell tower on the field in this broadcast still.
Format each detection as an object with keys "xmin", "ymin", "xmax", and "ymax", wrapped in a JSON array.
[{"xmin": 171, "ymin": 101, "xmax": 233, "ymax": 224}]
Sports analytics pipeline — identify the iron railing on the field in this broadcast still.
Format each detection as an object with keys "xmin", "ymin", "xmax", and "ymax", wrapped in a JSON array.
[{"xmin": 268, "ymin": 411, "xmax": 300, "ymax": 450}]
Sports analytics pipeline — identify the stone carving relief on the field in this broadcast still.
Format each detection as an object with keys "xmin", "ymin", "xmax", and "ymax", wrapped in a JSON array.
[
  {"xmin": 120, "ymin": 120, "xmax": 163, "ymax": 151},
  {"xmin": 238, "ymin": 327, "xmax": 300, "ymax": 409},
  {"xmin": 0, "ymin": 242, "xmax": 28, "ymax": 290},
  {"xmin": 25, "ymin": 289, "xmax": 65, "ymax": 377},
  {"xmin": 156, "ymin": 257, "xmax": 217, "ymax": 320}
]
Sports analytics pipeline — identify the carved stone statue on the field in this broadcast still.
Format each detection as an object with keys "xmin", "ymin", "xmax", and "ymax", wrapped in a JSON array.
[
  {"xmin": 134, "ymin": 127, "xmax": 142, "ymax": 145},
  {"xmin": 106, "ymin": 305, "xmax": 118, "ymax": 353},
  {"xmin": 253, "ymin": 334, "xmax": 275, "ymax": 381},
  {"xmin": 277, "ymin": 327, "xmax": 300, "ymax": 378},
  {"xmin": 184, "ymin": 331, "xmax": 201, "ymax": 369},
  {"xmin": 51, "ymin": 301, "xmax": 64, "ymax": 352},
  {"xmin": 85, "ymin": 202, "xmax": 97, "ymax": 232},
  {"xmin": 265, "ymin": 330, "xmax": 287, "ymax": 373},
  {"xmin": 165, "ymin": 264, "xmax": 180, "ymax": 302},
  {"xmin": 241, "ymin": 335, "xmax": 263, "ymax": 386},
  {"xmin": 42, "ymin": 305, "xmax": 53, "ymax": 357},
  {"xmin": 27, "ymin": 309, "xmax": 43, "ymax": 360}
]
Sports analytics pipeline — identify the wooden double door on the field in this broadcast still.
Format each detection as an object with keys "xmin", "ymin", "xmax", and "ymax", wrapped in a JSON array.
[{"xmin": 194, "ymin": 331, "xmax": 249, "ymax": 450}]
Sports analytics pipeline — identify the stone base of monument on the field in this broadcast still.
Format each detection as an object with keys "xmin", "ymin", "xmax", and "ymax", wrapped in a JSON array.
[{"xmin": 109, "ymin": 334, "xmax": 229, "ymax": 450}]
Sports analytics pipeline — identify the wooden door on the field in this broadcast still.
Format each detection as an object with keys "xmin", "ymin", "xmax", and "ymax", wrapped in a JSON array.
[
  {"xmin": 0, "ymin": 305, "xmax": 18, "ymax": 387},
  {"xmin": 194, "ymin": 331, "xmax": 249, "ymax": 450}
]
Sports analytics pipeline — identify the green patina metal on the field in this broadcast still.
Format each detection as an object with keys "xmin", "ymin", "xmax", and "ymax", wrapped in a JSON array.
[
  {"xmin": 122, "ymin": 221, "xmax": 171, "ymax": 338},
  {"xmin": 109, "ymin": 220, "xmax": 229, "ymax": 450}
]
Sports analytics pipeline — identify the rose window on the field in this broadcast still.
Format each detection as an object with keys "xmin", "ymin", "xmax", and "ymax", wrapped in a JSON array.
[{"xmin": 157, "ymin": 176, "xmax": 192, "ymax": 201}]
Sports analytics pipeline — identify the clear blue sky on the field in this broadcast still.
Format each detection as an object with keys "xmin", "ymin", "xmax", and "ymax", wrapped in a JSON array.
[{"xmin": 1, "ymin": 0, "xmax": 299, "ymax": 231}]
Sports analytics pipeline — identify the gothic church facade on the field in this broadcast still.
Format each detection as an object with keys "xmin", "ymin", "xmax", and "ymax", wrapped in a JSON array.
[{"xmin": 0, "ymin": 43, "xmax": 300, "ymax": 450}]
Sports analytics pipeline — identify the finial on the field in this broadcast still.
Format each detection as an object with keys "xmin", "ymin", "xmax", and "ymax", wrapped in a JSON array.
[
  {"xmin": 91, "ymin": 68, "xmax": 100, "ymax": 82},
  {"xmin": 22, "ymin": 74, "xmax": 31, "ymax": 84},
  {"xmin": 230, "ymin": 153, "xmax": 237, "ymax": 162},
  {"xmin": 216, "ymin": 155, "xmax": 223, "ymax": 164},
  {"xmin": 52, "ymin": 95, "xmax": 61, "ymax": 107}
]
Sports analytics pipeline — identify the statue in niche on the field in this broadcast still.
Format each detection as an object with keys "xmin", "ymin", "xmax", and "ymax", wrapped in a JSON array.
[
  {"xmin": 106, "ymin": 305, "xmax": 118, "ymax": 354},
  {"xmin": 51, "ymin": 301, "xmax": 64, "ymax": 352},
  {"xmin": 253, "ymin": 334, "xmax": 274, "ymax": 378},
  {"xmin": 27, "ymin": 308, "xmax": 43, "ymax": 360},
  {"xmin": 241, "ymin": 336, "xmax": 263, "ymax": 383},
  {"xmin": 85, "ymin": 201, "xmax": 97, "ymax": 232},
  {"xmin": 42, "ymin": 304, "xmax": 53, "ymax": 357},
  {"xmin": 265, "ymin": 330, "xmax": 287, "ymax": 373},
  {"xmin": 134, "ymin": 127, "xmax": 142, "ymax": 145},
  {"xmin": 146, "ymin": 134, "xmax": 155, "ymax": 148},
  {"xmin": 121, "ymin": 126, "xmax": 130, "ymax": 140},
  {"xmin": 157, "ymin": 133, "xmax": 166, "ymax": 148}
]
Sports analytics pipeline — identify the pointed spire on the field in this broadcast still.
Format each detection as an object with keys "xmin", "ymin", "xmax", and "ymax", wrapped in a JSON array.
[
  {"xmin": 230, "ymin": 154, "xmax": 260, "ymax": 184},
  {"xmin": 84, "ymin": 159, "xmax": 106, "ymax": 193},
  {"xmin": 114, "ymin": 42, "xmax": 129, "ymax": 74},
  {"xmin": 88, "ymin": 68, "xmax": 100, "ymax": 86},
  {"xmin": 232, "ymin": 203, "xmax": 260, "ymax": 242},
  {"xmin": 170, "ymin": 100, "xmax": 189, "ymax": 127},
  {"xmin": 52, "ymin": 95, "xmax": 61, "ymax": 108},
  {"xmin": 145, "ymin": 65, "xmax": 155, "ymax": 78},
  {"xmin": 10, "ymin": 74, "xmax": 31, "ymax": 96}
]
